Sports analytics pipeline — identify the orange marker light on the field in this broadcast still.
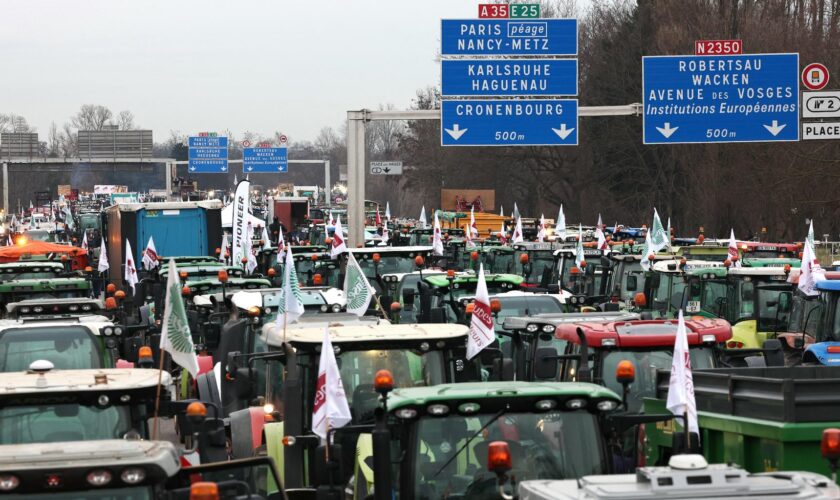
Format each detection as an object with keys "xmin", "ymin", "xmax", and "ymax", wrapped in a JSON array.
[
  {"xmin": 490, "ymin": 299, "xmax": 502, "ymax": 313},
  {"xmin": 471, "ymin": 251, "xmax": 479, "ymax": 262},
  {"xmin": 487, "ymin": 441, "xmax": 513, "ymax": 474},
  {"xmin": 114, "ymin": 290, "xmax": 126, "ymax": 300},
  {"xmin": 616, "ymin": 360, "xmax": 635, "ymax": 384},
  {"xmin": 138, "ymin": 346, "xmax": 153, "ymax": 359},
  {"xmin": 634, "ymin": 292, "xmax": 647, "ymax": 308},
  {"xmin": 374, "ymin": 369, "xmax": 394, "ymax": 394},
  {"xmin": 189, "ymin": 481, "xmax": 219, "ymax": 500},
  {"xmin": 186, "ymin": 401, "xmax": 207, "ymax": 418},
  {"xmin": 519, "ymin": 253, "xmax": 529, "ymax": 264},
  {"xmin": 106, "ymin": 283, "xmax": 117, "ymax": 294},
  {"xmin": 415, "ymin": 255, "xmax": 425, "ymax": 267},
  {"xmin": 821, "ymin": 428, "xmax": 840, "ymax": 460},
  {"xmin": 217, "ymin": 269, "xmax": 229, "ymax": 283},
  {"xmin": 104, "ymin": 297, "xmax": 117, "ymax": 310},
  {"xmin": 372, "ymin": 253, "xmax": 381, "ymax": 264}
]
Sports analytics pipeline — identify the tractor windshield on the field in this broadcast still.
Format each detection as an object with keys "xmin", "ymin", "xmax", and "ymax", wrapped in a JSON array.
[
  {"xmin": 756, "ymin": 286, "xmax": 792, "ymax": 332},
  {"xmin": 0, "ymin": 326, "xmax": 105, "ymax": 371},
  {"xmin": 516, "ymin": 251, "xmax": 555, "ymax": 285},
  {"xmin": 411, "ymin": 410, "xmax": 606, "ymax": 498},
  {"xmin": 0, "ymin": 404, "xmax": 133, "ymax": 444},
  {"xmin": 600, "ymin": 347, "xmax": 716, "ymax": 413},
  {"xmin": 339, "ymin": 349, "xmax": 446, "ymax": 423}
]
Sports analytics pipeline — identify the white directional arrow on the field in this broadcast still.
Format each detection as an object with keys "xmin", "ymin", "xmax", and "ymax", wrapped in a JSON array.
[
  {"xmin": 246, "ymin": 166, "xmax": 253, "ymax": 172},
  {"xmin": 552, "ymin": 124, "xmax": 575, "ymax": 140},
  {"xmin": 763, "ymin": 120, "xmax": 786, "ymax": 136},
  {"xmin": 445, "ymin": 124, "xmax": 468, "ymax": 140},
  {"xmin": 656, "ymin": 122, "xmax": 679, "ymax": 138},
  {"xmin": 189, "ymin": 166, "xmax": 196, "ymax": 172}
]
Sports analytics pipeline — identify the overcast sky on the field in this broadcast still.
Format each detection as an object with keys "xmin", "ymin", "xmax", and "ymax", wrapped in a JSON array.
[{"xmin": 2, "ymin": 0, "xmax": 477, "ymax": 143}]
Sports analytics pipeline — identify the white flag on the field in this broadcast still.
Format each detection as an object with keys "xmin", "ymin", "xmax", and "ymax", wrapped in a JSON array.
[
  {"xmin": 467, "ymin": 264, "xmax": 496, "ymax": 360},
  {"xmin": 499, "ymin": 205, "xmax": 504, "ymax": 217},
  {"xmin": 499, "ymin": 221, "xmax": 507, "ymax": 244},
  {"xmin": 595, "ymin": 226, "xmax": 610, "ymax": 255},
  {"xmin": 98, "ymin": 238, "xmax": 109, "ymax": 273},
  {"xmin": 432, "ymin": 212, "xmax": 444, "ymax": 256},
  {"xmin": 513, "ymin": 202, "xmax": 520, "ymax": 220},
  {"xmin": 596, "ymin": 214, "xmax": 603, "ymax": 231},
  {"xmin": 469, "ymin": 207, "xmax": 479, "ymax": 236},
  {"xmin": 142, "ymin": 236, "xmax": 159, "ymax": 271},
  {"xmin": 419, "ymin": 206, "xmax": 427, "ymax": 229},
  {"xmin": 276, "ymin": 246, "xmax": 305, "ymax": 326},
  {"xmin": 81, "ymin": 232, "xmax": 89, "ymax": 252},
  {"xmin": 311, "ymin": 327, "xmax": 352, "ymax": 440},
  {"xmin": 640, "ymin": 230, "xmax": 653, "ymax": 271},
  {"xmin": 666, "ymin": 310, "xmax": 699, "ymax": 436},
  {"xmin": 511, "ymin": 216, "xmax": 524, "ymax": 243},
  {"xmin": 808, "ymin": 220, "xmax": 816, "ymax": 247},
  {"xmin": 556, "ymin": 205, "xmax": 567, "ymax": 241},
  {"xmin": 124, "ymin": 239, "xmax": 139, "ymax": 292},
  {"xmin": 537, "ymin": 214, "xmax": 546, "ymax": 243},
  {"xmin": 575, "ymin": 224, "xmax": 586, "ymax": 269},
  {"xmin": 330, "ymin": 215, "xmax": 347, "ymax": 259},
  {"xmin": 261, "ymin": 225, "xmax": 272, "ymax": 251},
  {"xmin": 231, "ymin": 180, "xmax": 251, "ymax": 267},
  {"xmin": 344, "ymin": 253, "xmax": 374, "ymax": 316},
  {"xmin": 219, "ymin": 234, "xmax": 229, "ymax": 264},
  {"xmin": 799, "ymin": 239, "xmax": 826, "ymax": 296},
  {"xmin": 159, "ymin": 259, "xmax": 199, "ymax": 377},
  {"xmin": 649, "ymin": 208, "xmax": 669, "ymax": 254},
  {"xmin": 385, "ymin": 202, "xmax": 391, "ymax": 221},
  {"xmin": 245, "ymin": 222, "xmax": 258, "ymax": 275},
  {"xmin": 727, "ymin": 229, "xmax": 741, "ymax": 267}
]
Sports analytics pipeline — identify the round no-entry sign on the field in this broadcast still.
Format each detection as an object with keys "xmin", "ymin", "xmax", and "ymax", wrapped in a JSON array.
[
  {"xmin": 241, "ymin": 139, "xmax": 251, "ymax": 147},
  {"xmin": 278, "ymin": 134, "xmax": 288, "ymax": 144},
  {"xmin": 802, "ymin": 63, "xmax": 829, "ymax": 90}
]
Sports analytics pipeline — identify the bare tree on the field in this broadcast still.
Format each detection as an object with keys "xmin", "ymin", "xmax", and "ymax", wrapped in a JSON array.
[
  {"xmin": 47, "ymin": 122, "xmax": 60, "ymax": 157},
  {"xmin": 59, "ymin": 123, "xmax": 77, "ymax": 157},
  {"xmin": 70, "ymin": 104, "xmax": 113, "ymax": 131},
  {"xmin": 115, "ymin": 110, "xmax": 136, "ymax": 130},
  {"xmin": 0, "ymin": 113, "xmax": 34, "ymax": 133}
]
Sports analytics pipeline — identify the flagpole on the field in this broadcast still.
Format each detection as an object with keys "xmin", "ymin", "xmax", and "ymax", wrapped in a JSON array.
[
  {"xmin": 151, "ymin": 350, "xmax": 166, "ymax": 441},
  {"xmin": 373, "ymin": 292, "xmax": 390, "ymax": 321},
  {"xmin": 684, "ymin": 410, "xmax": 690, "ymax": 450}
]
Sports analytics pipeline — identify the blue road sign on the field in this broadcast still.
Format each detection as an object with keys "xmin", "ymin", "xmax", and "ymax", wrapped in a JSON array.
[
  {"xmin": 643, "ymin": 53, "xmax": 799, "ymax": 144},
  {"xmin": 441, "ymin": 59, "xmax": 577, "ymax": 97},
  {"xmin": 188, "ymin": 136, "xmax": 229, "ymax": 173},
  {"xmin": 243, "ymin": 147, "xmax": 288, "ymax": 173},
  {"xmin": 441, "ymin": 19, "xmax": 577, "ymax": 56},
  {"xmin": 441, "ymin": 99, "xmax": 578, "ymax": 146}
]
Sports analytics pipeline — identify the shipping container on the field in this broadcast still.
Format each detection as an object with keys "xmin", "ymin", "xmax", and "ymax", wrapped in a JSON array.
[{"xmin": 105, "ymin": 201, "xmax": 223, "ymax": 287}]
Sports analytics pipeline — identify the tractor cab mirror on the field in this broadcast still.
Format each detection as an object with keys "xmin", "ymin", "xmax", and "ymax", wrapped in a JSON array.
[
  {"xmin": 533, "ymin": 347, "xmax": 559, "ymax": 380},
  {"xmin": 625, "ymin": 276, "xmax": 638, "ymax": 292},
  {"xmin": 778, "ymin": 292, "xmax": 791, "ymax": 313},
  {"xmin": 649, "ymin": 272, "xmax": 660, "ymax": 289},
  {"xmin": 402, "ymin": 288, "xmax": 416, "ymax": 307},
  {"xmin": 546, "ymin": 283, "xmax": 560, "ymax": 294},
  {"xmin": 794, "ymin": 336, "xmax": 806, "ymax": 349},
  {"xmin": 430, "ymin": 307, "xmax": 446, "ymax": 323}
]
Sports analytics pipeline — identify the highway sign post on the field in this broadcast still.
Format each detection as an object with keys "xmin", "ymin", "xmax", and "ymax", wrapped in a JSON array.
[
  {"xmin": 441, "ymin": 19, "xmax": 577, "ymax": 56},
  {"xmin": 441, "ymin": 99, "xmax": 578, "ymax": 146},
  {"xmin": 642, "ymin": 53, "xmax": 799, "ymax": 144},
  {"xmin": 370, "ymin": 161, "xmax": 403, "ymax": 175},
  {"xmin": 441, "ymin": 59, "xmax": 577, "ymax": 97},
  {"xmin": 188, "ymin": 135, "xmax": 229, "ymax": 173},
  {"xmin": 243, "ymin": 146, "xmax": 288, "ymax": 173}
]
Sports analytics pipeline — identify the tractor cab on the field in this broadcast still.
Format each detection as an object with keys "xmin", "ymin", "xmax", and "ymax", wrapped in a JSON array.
[
  {"xmin": 221, "ymin": 323, "xmax": 477, "ymax": 489},
  {"xmin": 383, "ymin": 381, "xmax": 621, "ymax": 499},
  {"xmin": 0, "ymin": 366, "xmax": 172, "ymax": 445},
  {"xmin": 737, "ymin": 241, "xmax": 800, "ymax": 260},
  {"xmin": 512, "ymin": 241, "xmax": 564, "ymax": 287},
  {"xmin": 0, "ymin": 439, "xmax": 180, "ymax": 498},
  {"xmin": 0, "ymin": 277, "xmax": 92, "ymax": 313},
  {"xmin": 647, "ymin": 260, "xmax": 724, "ymax": 319},
  {"xmin": 0, "ymin": 298, "xmax": 138, "ymax": 370},
  {"xmin": 552, "ymin": 247, "xmax": 610, "ymax": 304},
  {"xmin": 684, "ymin": 266, "xmax": 797, "ymax": 349},
  {"xmin": 415, "ymin": 273, "xmax": 524, "ymax": 323},
  {"xmin": 344, "ymin": 246, "xmax": 433, "ymax": 295},
  {"xmin": 0, "ymin": 261, "xmax": 67, "ymax": 281},
  {"xmin": 528, "ymin": 318, "xmax": 731, "ymax": 412}
]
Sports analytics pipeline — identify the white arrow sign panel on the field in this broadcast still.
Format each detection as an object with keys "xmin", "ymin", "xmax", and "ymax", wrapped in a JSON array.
[{"xmin": 370, "ymin": 161, "xmax": 403, "ymax": 175}]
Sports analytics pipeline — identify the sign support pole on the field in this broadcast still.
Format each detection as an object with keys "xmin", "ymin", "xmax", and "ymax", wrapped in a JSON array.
[
  {"xmin": 345, "ymin": 104, "xmax": 642, "ymax": 247},
  {"xmin": 2, "ymin": 162, "xmax": 7, "ymax": 213}
]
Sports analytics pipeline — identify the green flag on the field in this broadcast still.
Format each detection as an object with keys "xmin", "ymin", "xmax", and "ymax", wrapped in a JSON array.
[
  {"xmin": 159, "ymin": 259, "xmax": 198, "ymax": 376},
  {"xmin": 650, "ymin": 209, "xmax": 669, "ymax": 253}
]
